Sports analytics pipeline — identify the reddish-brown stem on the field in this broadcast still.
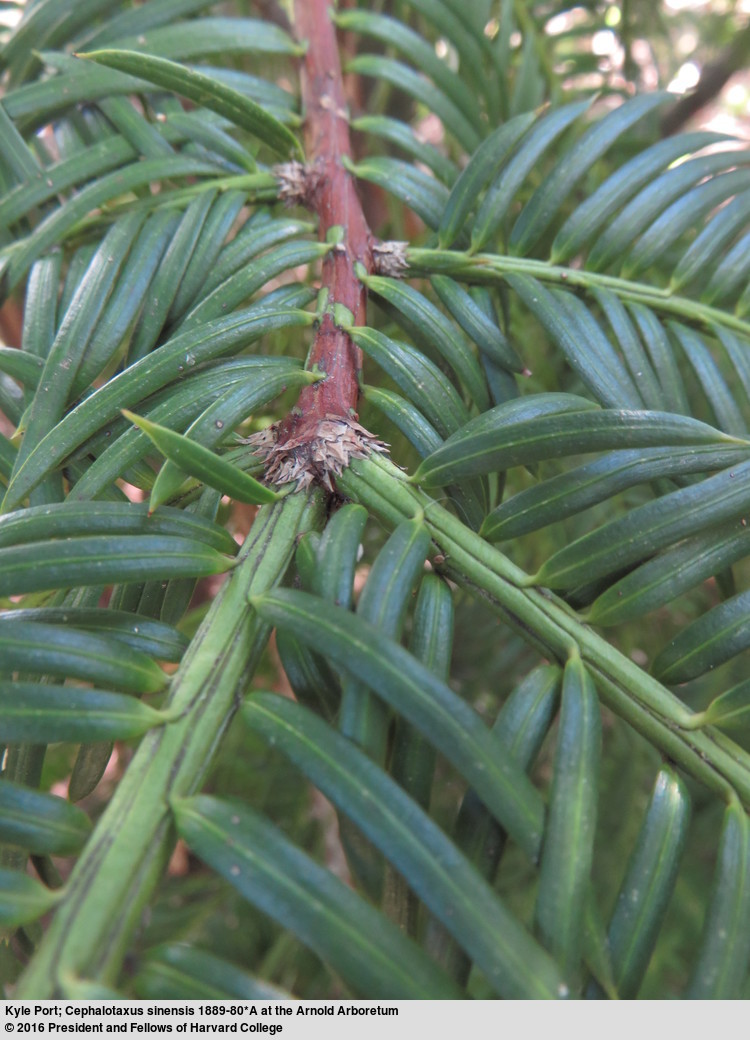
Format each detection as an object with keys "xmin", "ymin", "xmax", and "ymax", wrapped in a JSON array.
[{"xmin": 277, "ymin": 0, "xmax": 372, "ymax": 439}]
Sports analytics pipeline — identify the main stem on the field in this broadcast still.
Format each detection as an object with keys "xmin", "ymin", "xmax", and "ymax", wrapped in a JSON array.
[{"xmin": 279, "ymin": 0, "xmax": 372, "ymax": 435}]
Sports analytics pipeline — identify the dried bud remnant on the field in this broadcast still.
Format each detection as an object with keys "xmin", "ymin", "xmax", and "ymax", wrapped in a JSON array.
[
  {"xmin": 372, "ymin": 241, "xmax": 409, "ymax": 278},
  {"xmin": 245, "ymin": 415, "xmax": 388, "ymax": 493},
  {"xmin": 274, "ymin": 160, "xmax": 323, "ymax": 208}
]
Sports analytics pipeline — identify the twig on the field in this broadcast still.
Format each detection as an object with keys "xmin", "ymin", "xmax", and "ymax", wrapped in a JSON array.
[
  {"xmin": 283, "ymin": 0, "xmax": 372, "ymax": 428},
  {"xmin": 253, "ymin": 0, "xmax": 384, "ymax": 493}
]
